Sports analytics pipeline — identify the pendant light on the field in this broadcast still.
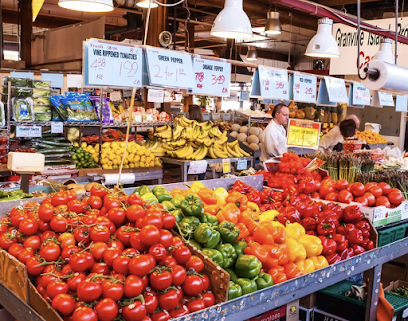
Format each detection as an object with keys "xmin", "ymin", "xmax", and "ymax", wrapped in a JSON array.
[
  {"xmin": 136, "ymin": 0, "xmax": 158, "ymax": 8},
  {"xmin": 373, "ymin": 38, "xmax": 394, "ymax": 64},
  {"xmin": 58, "ymin": 0, "xmax": 114, "ymax": 12},
  {"xmin": 210, "ymin": 0, "xmax": 253, "ymax": 39},
  {"xmin": 305, "ymin": 17, "xmax": 339, "ymax": 58},
  {"xmin": 265, "ymin": 11, "xmax": 282, "ymax": 35},
  {"xmin": 246, "ymin": 46, "xmax": 258, "ymax": 60}
]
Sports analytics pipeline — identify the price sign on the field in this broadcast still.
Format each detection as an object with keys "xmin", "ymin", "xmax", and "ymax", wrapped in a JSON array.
[
  {"xmin": 16, "ymin": 126, "xmax": 42, "ymax": 138},
  {"xmin": 223, "ymin": 159, "xmax": 231, "ymax": 173},
  {"xmin": 293, "ymin": 73, "xmax": 317, "ymax": 103},
  {"xmin": 145, "ymin": 46, "xmax": 194, "ymax": 89},
  {"xmin": 236, "ymin": 159, "xmax": 247, "ymax": 171},
  {"xmin": 396, "ymin": 95, "xmax": 408, "ymax": 112},
  {"xmin": 188, "ymin": 160, "xmax": 208, "ymax": 174},
  {"xmin": 51, "ymin": 122, "xmax": 63, "ymax": 134},
  {"xmin": 258, "ymin": 66, "xmax": 289, "ymax": 100},
  {"xmin": 145, "ymin": 114, "xmax": 153, "ymax": 122},
  {"xmin": 147, "ymin": 89, "xmax": 164, "ymax": 103},
  {"xmin": 192, "ymin": 57, "xmax": 231, "ymax": 96},
  {"xmin": 110, "ymin": 91, "xmax": 122, "ymax": 102},
  {"xmin": 83, "ymin": 40, "xmax": 143, "ymax": 88},
  {"xmin": 378, "ymin": 91, "xmax": 394, "ymax": 106},
  {"xmin": 134, "ymin": 114, "xmax": 142, "ymax": 123},
  {"xmin": 122, "ymin": 89, "xmax": 133, "ymax": 98},
  {"xmin": 352, "ymin": 82, "xmax": 370, "ymax": 106},
  {"xmin": 286, "ymin": 119, "xmax": 321, "ymax": 149},
  {"xmin": 240, "ymin": 91, "xmax": 250, "ymax": 101},
  {"xmin": 324, "ymin": 76, "xmax": 348, "ymax": 103},
  {"xmin": 212, "ymin": 113, "xmax": 221, "ymax": 120}
]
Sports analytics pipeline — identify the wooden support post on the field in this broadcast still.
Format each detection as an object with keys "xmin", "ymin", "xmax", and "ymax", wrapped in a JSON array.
[
  {"xmin": 20, "ymin": 0, "xmax": 32, "ymax": 66},
  {"xmin": 186, "ymin": 23, "xmax": 194, "ymax": 52}
]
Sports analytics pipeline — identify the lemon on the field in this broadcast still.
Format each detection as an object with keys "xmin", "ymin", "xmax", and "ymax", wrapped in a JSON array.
[
  {"xmin": 73, "ymin": 142, "xmax": 79, "ymax": 147},
  {"xmin": 124, "ymin": 165, "xmax": 129, "ymax": 169},
  {"xmin": 113, "ymin": 165, "xmax": 119, "ymax": 169},
  {"xmin": 119, "ymin": 142, "xmax": 126, "ymax": 148},
  {"xmin": 107, "ymin": 160, "xmax": 113, "ymax": 166},
  {"xmin": 149, "ymin": 161, "xmax": 154, "ymax": 167},
  {"xmin": 145, "ymin": 150, "xmax": 151, "ymax": 157},
  {"xmin": 102, "ymin": 164, "xmax": 109, "ymax": 169},
  {"xmin": 81, "ymin": 142, "xmax": 87, "ymax": 149},
  {"xmin": 136, "ymin": 149, "xmax": 143, "ymax": 156},
  {"xmin": 134, "ymin": 155, "xmax": 140, "ymax": 162},
  {"xmin": 108, "ymin": 154, "xmax": 115, "ymax": 161}
]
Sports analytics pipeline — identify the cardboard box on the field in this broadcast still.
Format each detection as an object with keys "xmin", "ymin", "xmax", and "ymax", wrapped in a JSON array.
[
  {"xmin": 299, "ymin": 293, "xmax": 316, "ymax": 309},
  {"xmin": 313, "ymin": 308, "xmax": 349, "ymax": 321},
  {"xmin": 248, "ymin": 300, "xmax": 299, "ymax": 321},
  {"xmin": 385, "ymin": 280, "xmax": 408, "ymax": 292}
]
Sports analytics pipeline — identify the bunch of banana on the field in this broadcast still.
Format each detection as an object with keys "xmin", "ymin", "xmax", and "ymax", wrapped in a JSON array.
[
  {"xmin": 186, "ymin": 145, "xmax": 208, "ymax": 160},
  {"xmin": 173, "ymin": 144, "xmax": 194, "ymax": 159},
  {"xmin": 177, "ymin": 115, "xmax": 196, "ymax": 128},
  {"xmin": 110, "ymin": 103, "xmax": 125, "ymax": 116},
  {"xmin": 208, "ymin": 126, "xmax": 223, "ymax": 138}
]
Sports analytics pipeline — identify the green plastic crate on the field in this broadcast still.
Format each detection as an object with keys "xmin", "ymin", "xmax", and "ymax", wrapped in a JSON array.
[{"xmin": 377, "ymin": 222, "xmax": 408, "ymax": 247}]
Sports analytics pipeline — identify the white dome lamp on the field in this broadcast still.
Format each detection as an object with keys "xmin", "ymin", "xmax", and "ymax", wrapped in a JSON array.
[
  {"xmin": 305, "ymin": 17, "xmax": 340, "ymax": 58},
  {"xmin": 58, "ymin": 0, "xmax": 114, "ymax": 12},
  {"xmin": 210, "ymin": 0, "xmax": 253, "ymax": 39},
  {"xmin": 373, "ymin": 38, "xmax": 394, "ymax": 64}
]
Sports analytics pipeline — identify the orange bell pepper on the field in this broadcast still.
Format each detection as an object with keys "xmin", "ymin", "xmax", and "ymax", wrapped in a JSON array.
[
  {"xmin": 236, "ymin": 223, "xmax": 250, "ymax": 240},
  {"xmin": 244, "ymin": 242, "xmax": 269, "ymax": 264},
  {"xmin": 262, "ymin": 243, "xmax": 289, "ymax": 266},
  {"xmin": 238, "ymin": 211, "xmax": 259, "ymax": 233},
  {"xmin": 198, "ymin": 188, "xmax": 218, "ymax": 205},
  {"xmin": 245, "ymin": 236, "xmax": 255, "ymax": 244},
  {"xmin": 226, "ymin": 191, "xmax": 248, "ymax": 212},
  {"xmin": 204, "ymin": 204, "xmax": 218, "ymax": 216},
  {"xmin": 267, "ymin": 266, "xmax": 287, "ymax": 284},
  {"xmin": 283, "ymin": 262, "xmax": 302, "ymax": 280},
  {"xmin": 216, "ymin": 203, "xmax": 240, "ymax": 224},
  {"xmin": 253, "ymin": 222, "xmax": 286, "ymax": 245}
]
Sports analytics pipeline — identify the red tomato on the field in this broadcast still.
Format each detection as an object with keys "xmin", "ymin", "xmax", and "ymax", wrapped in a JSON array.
[
  {"xmin": 23, "ymin": 235, "xmax": 41, "ymax": 251},
  {"xmin": 388, "ymin": 190, "xmax": 404, "ymax": 206},
  {"xmin": 58, "ymin": 232, "xmax": 76, "ymax": 249},
  {"xmin": 378, "ymin": 182, "xmax": 392, "ymax": 196},
  {"xmin": 124, "ymin": 275, "xmax": 144, "ymax": 297},
  {"xmin": 39, "ymin": 242, "xmax": 61, "ymax": 262},
  {"xmin": 90, "ymin": 225, "xmax": 110, "ymax": 243},
  {"xmin": 51, "ymin": 192, "xmax": 68, "ymax": 207},
  {"xmin": 127, "ymin": 194, "xmax": 143, "ymax": 206},
  {"xmin": 8, "ymin": 243, "xmax": 24, "ymax": 258},
  {"xmin": 0, "ymin": 232, "xmax": 17, "ymax": 250},
  {"xmin": 62, "ymin": 245, "xmax": 80, "ymax": 261},
  {"xmin": 363, "ymin": 192, "xmax": 376, "ymax": 207},
  {"xmin": 91, "ymin": 262, "xmax": 111, "ymax": 275},
  {"xmin": 368, "ymin": 185, "xmax": 383, "ymax": 198},
  {"xmin": 67, "ymin": 272, "xmax": 86, "ymax": 292},
  {"xmin": 364, "ymin": 182, "xmax": 378, "ymax": 192},
  {"xmin": 73, "ymin": 227, "xmax": 91, "ymax": 245},
  {"xmin": 151, "ymin": 310, "xmax": 171, "ymax": 321},
  {"xmin": 349, "ymin": 183, "xmax": 365, "ymax": 197},
  {"xmin": 107, "ymin": 208, "xmax": 126, "ymax": 226},
  {"xmin": 46, "ymin": 280, "xmax": 69, "ymax": 299},
  {"xmin": 148, "ymin": 244, "xmax": 167, "ymax": 261},
  {"xmin": 115, "ymin": 226, "xmax": 132, "ymax": 247},
  {"xmin": 171, "ymin": 265, "xmax": 187, "ymax": 286},
  {"xmin": 90, "ymin": 242, "xmax": 109, "ymax": 261},
  {"xmin": 18, "ymin": 247, "xmax": 35, "ymax": 264},
  {"xmin": 354, "ymin": 196, "xmax": 368, "ymax": 207},
  {"xmin": 319, "ymin": 181, "xmax": 335, "ymax": 198},
  {"xmin": 87, "ymin": 196, "xmax": 103, "ymax": 210},
  {"xmin": 162, "ymin": 213, "xmax": 176, "ymax": 230},
  {"xmin": 77, "ymin": 280, "xmax": 102, "ymax": 302},
  {"xmin": 103, "ymin": 195, "xmax": 121, "ymax": 212},
  {"xmin": 158, "ymin": 288, "xmax": 181, "ymax": 311},
  {"xmin": 67, "ymin": 200, "xmax": 84, "ymax": 214},
  {"xmin": 126, "ymin": 205, "xmax": 146, "ymax": 224},
  {"xmin": 112, "ymin": 255, "xmax": 130, "ymax": 275},
  {"xmin": 338, "ymin": 190, "xmax": 353, "ymax": 204},
  {"xmin": 69, "ymin": 252, "xmax": 91, "ymax": 272},
  {"xmin": 103, "ymin": 248, "xmax": 122, "ymax": 267},
  {"xmin": 122, "ymin": 301, "xmax": 146, "ymax": 321},
  {"xmin": 324, "ymin": 192, "xmax": 339, "ymax": 202},
  {"xmin": 50, "ymin": 216, "xmax": 68, "ymax": 233},
  {"xmin": 173, "ymin": 246, "xmax": 191, "ymax": 265},
  {"xmin": 170, "ymin": 305, "xmax": 189, "ymax": 317},
  {"xmin": 90, "ymin": 185, "xmax": 109, "ymax": 199},
  {"xmin": 159, "ymin": 256, "xmax": 177, "ymax": 269},
  {"xmin": 376, "ymin": 196, "xmax": 391, "ymax": 208},
  {"xmin": 149, "ymin": 270, "xmax": 172, "ymax": 291},
  {"xmin": 182, "ymin": 275, "xmax": 204, "ymax": 296},
  {"xmin": 202, "ymin": 291, "xmax": 215, "ymax": 307},
  {"xmin": 26, "ymin": 256, "xmax": 45, "ymax": 276},
  {"xmin": 11, "ymin": 212, "xmax": 27, "ymax": 228},
  {"xmin": 130, "ymin": 232, "xmax": 149, "ymax": 253},
  {"xmin": 335, "ymin": 179, "xmax": 349, "ymax": 191},
  {"xmin": 129, "ymin": 254, "xmax": 156, "ymax": 277},
  {"xmin": 102, "ymin": 280, "xmax": 124, "ymax": 301},
  {"xmin": 172, "ymin": 237, "xmax": 184, "ymax": 248},
  {"xmin": 159, "ymin": 230, "xmax": 173, "ymax": 249},
  {"xmin": 72, "ymin": 306, "xmax": 98, "ymax": 321},
  {"xmin": 140, "ymin": 214, "xmax": 163, "ymax": 230},
  {"xmin": 140, "ymin": 225, "xmax": 160, "ymax": 246},
  {"xmin": 38, "ymin": 204, "xmax": 55, "ymax": 222},
  {"xmin": 52, "ymin": 294, "xmax": 75, "ymax": 316},
  {"xmin": 186, "ymin": 297, "xmax": 206, "ymax": 313},
  {"xmin": 95, "ymin": 298, "xmax": 119, "ymax": 321},
  {"xmin": 37, "ymin": 220, "xmax": 50, "ymax": 233},
  {"xmin": 185, "ymin": 256, "xmax": 204, "ymax": 273}
]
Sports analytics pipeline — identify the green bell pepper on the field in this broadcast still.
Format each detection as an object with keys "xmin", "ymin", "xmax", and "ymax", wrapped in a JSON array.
[
  {"xmin": 178, "ymin": 216, "xmax": 200, "ymax": 237},
  {"xmin": 217, "ymin": 221, "xmax": 239, "ymax": 243},
  {"xmin": 236, "ymin": 278, "xmax": 258, "ymax": 295},
  {"xmin": 233, "ymin": 241, "xmax": 248, "ymax": 257},
  {"xmin": 153, "ymin": 187, "xmax": 173, "ymax": 203},
  {"xmin": 197, "ymin": 212, "xmax": 218, "ymax": 227},
  {"xmin": 228, "ymin": 281, "xmax": 242, "ymax": 300},
  {"xmin": 171, "ymin": 196, "xmax": 185, "ymax": 209},
  {"xmin": 134, "ymin": 185, "xmax": 150, "ymax": 196},
  {"xmin": 187, "ymin": 239, "xmax": 202, "ymax": 250},
  {"xmin": 152, "ymin": 185, "xmax": 166, "ymax": 194},
  {"xmin": 194, "ymin": 223, "xmax": 220, "ymax": 249},
  {"xmin": 161, "ymin": 201, "xmax": 176, "ymax": 211},
  {"xmin": 255, "ymin": 272, "xmax": 274, "ymax": 290},
  {"xmin": 202, "ymin": 248, "xmax": 224, "ymax": 267},
  {"xmin": 171, "ymin": 209, "xmax": 184, "ymax": 224},
  {"xmin": 225, "ymin": 268, "xmax": 238, "ymax": 282},
  {"xmin": 235, "ymin": 255, "xmax": 262, "ymax": 279},
  {"xmin": 180, "ymin": 194, "xmax": 204, "ymax": 217},
  {"xmin": 140, "ymin": 192, "xmax": 158, "ymax": 204},
  {"xmin": 215, "ymin": 243, "xmax": 237, "ymax": 268}
]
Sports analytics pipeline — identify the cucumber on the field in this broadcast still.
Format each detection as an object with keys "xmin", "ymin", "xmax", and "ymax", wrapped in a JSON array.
[
  {"xmin": 38, "ymin": 148, "xmax": 72, "ymax": 154},
  {"xmin": 45, "ymin": 158, "xmax": 74, "ymax": 165},
  {"xmin": 44, "ymin": 153, "xmax": 72, "ymax": 159}
]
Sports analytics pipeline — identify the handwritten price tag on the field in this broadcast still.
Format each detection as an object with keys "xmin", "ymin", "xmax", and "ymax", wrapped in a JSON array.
[
  {"xmin": 84, "ymin": 40, "xmax": 143, "ymax": 88},
  {"xmin": 188, "ymin": 160, "xmax": 208, "ymax": 174},
  {"xmin": 223, "ymin": 159, "xmax": 231, "ymax": 173},
  {"xmin": 51, "ymin": 122, "xmax": 63, "ymax": 134},
  {"xmin": 258, "ymin": 66, "xmax": 289, "ymax": 100},
  {"xmin": 396, "ymin": 95, "xmax": 408, "ymax": 112},
  {"xmin": 324, "ymin": 77, "xmax": 348, "ymax": 103},
  {"xmin": 293, "ymin": 73, "xmax": 317, "ymax": 103},
  {"xmin": 378, "ymin": 92, "xmax": 394, "ymax": 106},
  {"xmin": 16, "ymin": 126, "xmax": 42, "ymax": 138},
  {"xmin": 147, "ymin": 89, "xmax": 164, "ymax": 103},
  {"xmin": 236, "ymin": 159, "xmax": 247, "ymax": 171},
  {"xmin": 192, "ymin": 57, "xmax": 231, "ymax": 96},
  {"xmin": 352, "ymin": 82, "xmax": 370, "ymax": 106},
  {"xmin": 145, "ymin": 46, "xmax": 194, "ymax": 89},
  {"xmin": 286, "ymin": 119, "xmax": 321, "ymax": 150}
]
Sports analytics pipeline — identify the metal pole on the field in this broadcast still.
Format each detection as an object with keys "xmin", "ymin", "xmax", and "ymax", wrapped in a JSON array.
[{"xmin": 396, "ymin": 0, "xmax": 399, "ymax": 64}]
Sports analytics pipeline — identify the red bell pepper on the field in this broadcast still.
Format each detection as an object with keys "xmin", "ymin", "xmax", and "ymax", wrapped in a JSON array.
[
  {"xmin": 302, "ymin": 217, "xmax": 318, "ymax": 231},
  {"xmin": 332, "ymin": 234, "xmax": 348, "ymax": 252},
  {"xmin": 298, "ymin": 177, "xmax": 319, "ymax": 194},
  {"xmin": 362, "ymin": 239, "xmax": 374, "ymax": 251},
  {"xmin": 318, "ymin": 211, "xmax": 339, "ymax": 225},
  {"xmin": 260, "ymin": 189, "xmax": 274, "ymax": 204},
  {"xmin": 283, "ymin": 186, "xmax": 299, "ymax": 200},
  {"xmin": 343, "ymin": 205, "xmax": 364, "ymax": 223},
  {"xmin": 339, "ymin": 247, "xmax": 354, "ymax": 260},
  {"xmin": 283, "ymin": 262, "xmax": 302, "ymax": 279},
  {"xmin": 355, "ymin": 220, "xmax": 371, "ymax": 238},
  {"xmin": 306, "ymin": 230, "xmax": 318, "ymax": 236},
  {"xmin": 247, "ymin": 190, "xmax": 261, "ymax": 206},
  {"xmin": 325, "ymin": 253, "xmax": 342, "ymax": 265},
  {"xmin": 350, "ymin": 244, "xmax": 365, "ymax": 255},
  {"xmin": 277, "ymin": 206, "xmax": 301, "ymax": 225},
  {"xmin": 319, "ymin": 235, "xmax": 337, "ymax": 256},
  {"xmin": 230, "ymin": 180, "xmax": 250, "ymax": 194},
  {"xmin": 272, "ymin": 192, "xmax": 284, "ymax": 202},
  {"xmin": 317, "ymin": 221, "xmax": 336, "ymax": 236},
  {"xmin": 344, "ymin": 224, "xmax": 364, "ymax": 245}
]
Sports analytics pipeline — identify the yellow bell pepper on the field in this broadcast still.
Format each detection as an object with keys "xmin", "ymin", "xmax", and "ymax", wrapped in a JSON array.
[
  {"xmin": 247, "ymin": 202, "xmax": 260, "ymax": 214},
  {"xmin": 285, "ymin": 223, "xmax": 306, "ymax": 240},
  {"xmin": 296, "ymin": 258, "xmax": 316, "ymax": 274},
  {"xmin": 310, "ymin": 256, "xmax": 329, "ymax": 270},
  {"xmin": 259, "ymin": 210, "xmax": 279, "ymax": 223},
  {"xmin": 214, "ymin": 187, "xmax": 228, "ymax": 202},
  {"xmin": 286, "ymin": 238, "xmax": 307, "ymax": 262},
  {"xmin": 298, "ymin": 235, "xmax": 323, "ymax": 258},
  {"xmin": 271, "ymin": 221, "xmax": 286, "ymax": 229},
  {"xmin": 189, "ymin": 181, "xmax": 205, "ymax": 193}
]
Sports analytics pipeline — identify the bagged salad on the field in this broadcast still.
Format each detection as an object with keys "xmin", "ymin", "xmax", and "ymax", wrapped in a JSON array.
[
  {"xmin": 31, "ymin": 80, "xmax": 51, "ymax": 89},
  {"xmin": 3, "ymin": 77, "xmax": 30, "ymax": 87},
  {"xmin": 61, "ymin": 95, "xmax": 99, "ymax": 122},
  {"xmin": 90, "ymin": 96, "xmax": 113, "ymax": 123},
  {"xmin": 33, "ymin": 88, "xmax": 51, "ymax": 98},
  {"xmin": 12, "ymin": 97, "xmax": 34, "ymax": 121},
  {"xmin": 35, "ymin": 112, "xmax": 52, "ymax": 121},
  {"xmin": 33, "ymin": 97, "xmax": 51, "ymax": 106},
  {"xmin": 50, "ymin": 95, "xmax": 67, "ymax": 121}
]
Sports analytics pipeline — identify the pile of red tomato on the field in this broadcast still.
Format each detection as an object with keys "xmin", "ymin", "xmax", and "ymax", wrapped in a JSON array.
[
  {"xmin": 316, "ymin": 178, "xmax": 404, "ymax": 208},
  {"xmin": 0, "ymin": 187, "xmax": 214, "ymax": 321}
]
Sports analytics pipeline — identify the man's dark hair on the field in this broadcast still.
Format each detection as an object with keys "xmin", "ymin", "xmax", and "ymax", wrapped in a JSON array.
[
  {"xmin": 340, "ymin": 119, "xmax": 357, "ymax": 138},
  {"xmin": 272, "ymin": 103, "xmax": 287, "ymax": 118}
]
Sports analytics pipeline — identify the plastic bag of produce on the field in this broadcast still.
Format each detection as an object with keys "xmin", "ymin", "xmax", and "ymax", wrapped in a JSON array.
[
  {"xmin": 31, "ymin": 80, "xmax": 51, "ymax": 89},
  {"xmin": 11, "ymin": 88, "xmax": 33, "ymax": 97},
  {"xmin": 0, "ymin": 102, "xmax": 4, "ymax": 127},
  {"xmin": 33, "ymin": 105, "xmax": 52, "ymax": 113},
  {"xmin": 33, "ymin": 89, "xmax": 51, "ymax": 98},
  {"xmin": 33, "ymin": 97, "xmax": 51, "ymax": 106},
  {"xmin": 35, "ymin": 112, "xmax": 52, "ymax": 121},
  {"xmin": 3, "ymin": 77, "xmax": 30, "ymax": 87},
  {"xmin": 61, "ymin": 97, "xmax": 99, "ymax": 122},
  {"xmin": 90, "ymin": 96, "xmax": 113, "ymax": 123},
  {"xmin": 50, "ymin": 95, "xmax": 67, "ymax": 121},
  {"xmin": 12, "ymin": 97, "xmax": 34, "ymax": 121}
]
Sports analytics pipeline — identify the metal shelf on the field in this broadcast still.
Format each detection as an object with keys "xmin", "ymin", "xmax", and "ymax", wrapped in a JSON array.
[{"xmin": 8, "ymin": 121, "xmax": 172, "ymax": 127}]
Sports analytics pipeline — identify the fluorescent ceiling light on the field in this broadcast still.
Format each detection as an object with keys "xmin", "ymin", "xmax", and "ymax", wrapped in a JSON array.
[
  {"xmin": 58, "ymin": 0, "xmax": 114, "ymax": 12},
  {"xmin": 211, "ymin": 0, "xmax": 253, "ymax": 39},
  {"xmin": 265, "ymin": 11, "xmax": 282, "ymax": 35},
  {"xmin": 305, "ymin": 17, "xmax": 339, "ymax": 58}
]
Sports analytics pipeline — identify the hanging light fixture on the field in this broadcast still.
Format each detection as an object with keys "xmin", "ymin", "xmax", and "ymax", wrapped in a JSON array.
[
  {"xmin": 305, "ymin": 17, "xmax": 339, "ymax": 58},
  {"xmin": 210, "ymin": 0, "xmax": 253, "ymax": 39},
  {"xmin": 58, "ymin": 0, "xmax": 114, "ymax": 12},
  {"xmin": 373, "ymin": 38, "xmax": 394, "ymax": 64},
  {"xmin": 246, "ymin": 46, "xmax": 258, "ymax": 60},
  {"xmin": 265, "ymin": 11, "xmax": 282, "ymax": 35},
  {"xmin": 136, "ymin": 0, "xmax": 158, "ymax": 8}
]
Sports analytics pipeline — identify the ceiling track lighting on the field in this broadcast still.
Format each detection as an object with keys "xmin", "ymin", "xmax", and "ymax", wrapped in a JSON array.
[
  {"xmin": 246, "ymin": 46, "xmax": 258, "ymax": 60},
  {"xmin": 305, "ymin": 17, "xmax": 339, "ymax": 58},
  {"xmin": 210, "ymin": 0, "xmax": 253, "ymax": 40},
  {"xmin": 58, "ymin": 0, "xmax": 114, "ymax": 12},
  {"xmin": 265, "ymin": 11, "xmax": 282, "ymax": 35}
]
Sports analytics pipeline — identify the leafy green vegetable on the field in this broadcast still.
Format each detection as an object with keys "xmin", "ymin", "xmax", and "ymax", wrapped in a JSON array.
[
  {"xmin": 35, "ymin": 112, "xmax": 52, "ymax": 121},
  {"xmin": 12, "ymin": 97, "xmax": 34, "ymax": 121},
  {"xmin": 31, "ymin": 80, "xmax": 51, "ymax": 89},
  {"xmin": 3, "ymin": 77, "xmax": 30, "ymax": 87},
  {"xmin": 10, "ymin": 88, "xmax": 33, "ymax": 97},
  {"xmin": 34, "ymin": 106, "xmax": 52, "ymax": 113},
  {"xmin": 33, "ymin": 89, "xmax": 51, "ymax": 98},
  {"xmin": 61, "ymin": 98, "xmax": 99, "ymax": 122},
  {"xmin": 33, "ymin": 97, "xmax": 51, "ymax": 105}
]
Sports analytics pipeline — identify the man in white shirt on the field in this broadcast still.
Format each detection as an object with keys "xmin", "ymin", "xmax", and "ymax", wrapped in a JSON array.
[
  {"xmin": 318, "ymin": 114, "xmax": 360, "ymax": 153},
  {"xmin": 260, "ymin": 103, "xmax": 289, "ymax": 166}
]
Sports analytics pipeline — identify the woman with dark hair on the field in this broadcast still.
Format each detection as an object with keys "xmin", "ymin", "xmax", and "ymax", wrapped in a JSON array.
[
  {"xmin": 188, "ymin": 105, "xmax": 204, "ymax": 122},
  {"xmin": 333, "ymin": 119, "xmax": 370, "ymax": 152}
]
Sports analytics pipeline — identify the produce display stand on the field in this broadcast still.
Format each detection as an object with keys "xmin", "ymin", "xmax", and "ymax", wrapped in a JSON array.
[
  {"xmin": 234, "ymin": 111, "xmax": 271, "ymax": 129},
  {"xmin": 79, "ymin": 166, "xmax": 163, "ymax": 184},
  {"xmin": 160, "ymin": 156, "xmax": 254, "ymax": 182}
]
